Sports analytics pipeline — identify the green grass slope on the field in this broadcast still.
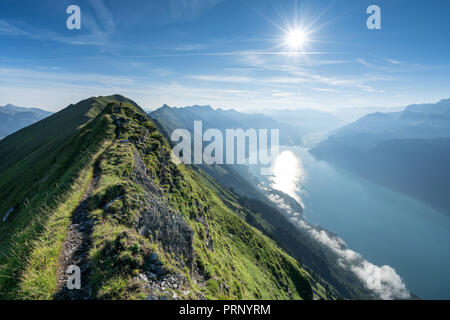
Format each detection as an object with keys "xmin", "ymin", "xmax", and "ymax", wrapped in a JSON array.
[
  {"xmin": 0, "ymin": 95, "xmax": 136, "ymax": 297},
  {"xmin": 0, "ymin": 95, "xmax": 335, "ymax": 300}
]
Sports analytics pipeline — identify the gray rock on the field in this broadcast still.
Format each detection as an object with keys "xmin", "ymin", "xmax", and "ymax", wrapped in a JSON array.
[
  {"xmin": 133, "ymin": 152, "xmax": 194, "ymax": 266},
  {"xmin": 133, "ymin": 273, "xmax": 148, "ymax": 283},
  {"xmin": 138, "ymin": 273, "xmax": 148, "ymax": 282}
]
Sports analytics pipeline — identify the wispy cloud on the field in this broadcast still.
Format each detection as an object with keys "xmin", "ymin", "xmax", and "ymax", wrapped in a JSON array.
[
  {"xmin": 312, "ymin": 87, "xmax": 338, "ymax": 93},
  {"xmin": 0, "ymin": 20, "xmax": 28, "ymax": 36},
  {"xmin": 0, "ymin": 0, "xmax": 116, "ymax": 47},
  {"xmin": 0, "ymin": 19, "xmax": 108, "ymax": 46},
  {"xmin": 357, "ymin": 58, "xmax": 374, "ymax": 68},
  {"xmin": 0, "ymin": 66, "xmax": 318, "ymax": 111},
  {"xmin": 164, "ymin": 0, "xmax": 224, "ymax": 22},
  {"xmin": 87, "ymin": 0, "xmax": 116, "ymax": 32},
  {"xmin": 0, "ymin": 67, "xmax": 137, "ymax": 87},
  {"xmin": 386, "ymin": 59, "xmax": 401, "ymax": 65}
]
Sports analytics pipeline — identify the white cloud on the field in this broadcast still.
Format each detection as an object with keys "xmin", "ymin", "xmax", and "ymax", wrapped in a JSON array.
[
  {"xmin": 312, "ymin": 87, "xmax": 338, "ymax": 93},
  {"xmin": 386, "ymin": 59, "xmax": 401, "ymax": 65},
  {"xmin": 352, "ymin": 262, "xmax": 410, "ymax": 300},
  {"xmin": 298, "ymin": 216, "xmax": 410, "ymax": 299},
  {"xmin": 0, "ymin": 67, "xmax": 136, "ymax": 86},
  {"xmin": 0, "ymin": 1, "xmax": 117, "ymax": 48},
  {"xmin": 266, "ymin": 190, "xmax": 411, "ymax": 300},
  {"xmin": 357, "ymin": 58, "xmax": 373, "ymax": 67},
  {"xmin": 0, "ymin": 19, "xmax": 108, "ymax": 46},
  {"xmin": 0, "ymin": 20, "xmax": 29, "ymax": 36}
]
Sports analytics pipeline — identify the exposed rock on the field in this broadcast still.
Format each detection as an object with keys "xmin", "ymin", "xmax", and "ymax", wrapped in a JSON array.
[
  {"xmin": 147, "ymin": 272, "xmax": 157, "ymax": 280},
  {"xmin": 134, "ymin": 273, "xmax": 149, "ymax": 283},
  {"xmin": 112, "ymin": 116, "xmax": 130, "ymax": 128},
  {"xmin": 132, "ymin": 152, "xmax": 194, "ymax": 267}
]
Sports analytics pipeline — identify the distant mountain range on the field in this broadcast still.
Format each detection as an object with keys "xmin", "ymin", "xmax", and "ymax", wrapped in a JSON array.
[
  {"xmin": 0, "ymin": 104, "xmax": 52, "ymax": 139},
  {"xmin": 150, "ymin": 104, "xmax": 308, "ymax": 146},
  {"xmin": 330, "ymin": 106, "xmax": 406, "ymax": 123},
  {"xmin": 260, "ymin": 108, "xmax": 346, "ymax": 134},
  {"xmin": 150, "ymin": 105, "xmax": 411, "ymax": 148},
  {"xmin": 312, "ymin": 99, "xmax": 450, "ymax": 216}
]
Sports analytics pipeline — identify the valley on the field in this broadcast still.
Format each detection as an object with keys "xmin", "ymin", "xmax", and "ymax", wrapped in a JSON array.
[{"xmin": 1, "ymin": 95, "xmax": 449, "ymax": 300}]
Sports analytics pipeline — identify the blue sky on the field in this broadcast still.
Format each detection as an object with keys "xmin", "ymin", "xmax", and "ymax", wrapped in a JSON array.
[{"xmin": 1, "ymin": 0, "xmax": 450, "ymax": 112}]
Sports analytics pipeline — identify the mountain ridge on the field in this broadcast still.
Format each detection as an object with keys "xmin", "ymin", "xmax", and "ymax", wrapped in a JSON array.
[
  {"xmin": 150, "ymin": 103, "xmax": 307, "ymax": 146},
  {"xmin": 0, "ymin": 95, "xmax": 336, "ymax": 300},
  {"xmin": 312, "ymin": 98, "xmax": 450, "ymax": 216}
]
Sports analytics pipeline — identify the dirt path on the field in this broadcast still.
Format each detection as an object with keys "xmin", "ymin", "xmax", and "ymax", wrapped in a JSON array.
[{"xmin": 55, "ymin": 142, "xmax": 114, "ymax": 300}]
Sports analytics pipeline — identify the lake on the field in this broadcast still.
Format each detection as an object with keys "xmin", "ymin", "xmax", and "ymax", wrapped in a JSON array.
[{"xmin": 268, "ymin": 146, "xmax": 450, "ymax": 299}]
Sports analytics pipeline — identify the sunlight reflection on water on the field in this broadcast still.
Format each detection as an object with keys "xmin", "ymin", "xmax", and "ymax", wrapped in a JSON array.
[{"xmin": 270, "ymin": 150, "xmax": 306, "ymax": 205}]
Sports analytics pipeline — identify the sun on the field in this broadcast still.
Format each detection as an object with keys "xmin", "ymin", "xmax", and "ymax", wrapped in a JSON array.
[{"xmin": 285, "ymin": 29, "xmax": 308, "ymax": 50}]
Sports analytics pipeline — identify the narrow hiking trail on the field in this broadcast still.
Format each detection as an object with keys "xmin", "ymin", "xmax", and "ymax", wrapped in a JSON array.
[{"xmin": 55, "ymin": 140, "xmax": 115, "ymax": 300}]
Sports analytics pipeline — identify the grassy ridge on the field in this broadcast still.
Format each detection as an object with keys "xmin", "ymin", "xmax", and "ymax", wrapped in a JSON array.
[
  {"xmin": 79, "ymin": 102, "xmax": 326, "ymax": 299},
  {"xmin": 0, "ymin": 96, "xmax": 335, "ymax": 300},
  {"xmin": 0, "ymin": 97, "xmax": 118, "ymax": 298}
]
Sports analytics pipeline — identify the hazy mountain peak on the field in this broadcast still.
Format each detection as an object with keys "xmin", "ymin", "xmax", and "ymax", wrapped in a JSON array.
[
  {"xmin": 361, "ymin": 112, "xmax": 395, "ymax": 120},
  {"xmin": 187, "ymin": 104, "xmax": 213, "ymax": 111},
  {"xmin": 405, "ymin": 98, "xmax": 450, "ymax": 114},
  {"xmin": 438, "ymin": 98, "xmax": 450, "ymax": 104},
  {"xmin": 0, "ymin": 103, "xmax": 53, "ymax": 139}
]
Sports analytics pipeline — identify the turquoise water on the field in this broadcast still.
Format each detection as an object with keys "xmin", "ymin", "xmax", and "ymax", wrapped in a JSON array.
[{"xmin": 284, "ymin": 147, "xmax": 450, "ymax": 299}]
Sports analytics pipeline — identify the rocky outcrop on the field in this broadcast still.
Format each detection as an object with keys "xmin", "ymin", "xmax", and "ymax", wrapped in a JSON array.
[{"xmin": 133, "ymin": 152, "xmax": 194, "ymax": 267}]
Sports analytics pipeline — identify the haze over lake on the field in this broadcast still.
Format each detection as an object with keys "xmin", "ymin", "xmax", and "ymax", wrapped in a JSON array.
[{"xmin": 269, "ymin": 147, "xmax": 450, "ymax": 299}]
